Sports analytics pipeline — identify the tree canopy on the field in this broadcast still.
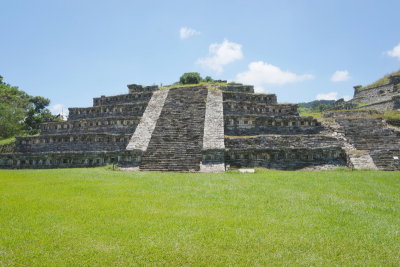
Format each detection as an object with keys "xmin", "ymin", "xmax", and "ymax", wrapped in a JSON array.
[
  {"xmin": 0, "ymin": 76, "xmax": 59, "ymax": 138},
  {"xmin": 179, "ymin": 72, "xmax": 202, "ymax": 84}
]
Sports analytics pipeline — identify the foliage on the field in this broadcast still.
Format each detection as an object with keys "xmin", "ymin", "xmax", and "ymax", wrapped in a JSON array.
[
  {"xmin": 0, "ymin": 76, "xmax": 59, "ymax": 138},
  {"xmin": 203, "ymin": 76, "xmax": 213, "ymax": 82},
  {"xmin": 0, "ymin": 168, "xmax": 399, "ymax": 265},
  {"xmin": 0, "ymin": 76, "xmax": 30, "ymax": 138},
  {"xmin": 377, "ymin": 110, "xmax": 400, "ymax": 120},
  {"xmin": 179, "ymin": 72, "xmax": 202, "ymax": 84}
]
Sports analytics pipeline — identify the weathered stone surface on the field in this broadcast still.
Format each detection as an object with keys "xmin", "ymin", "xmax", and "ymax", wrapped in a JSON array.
[
  {"xmin": 126, "ymin": 90, "xmax": 169, "ymax": 151},
  {"xmin": 1, "ymin": 80, "xmax": 397, "ymax": 171},
  {"xmin": 224, "ymin": 115, "xmax": 322, "ymax": 135},
  {"xmin": 140, "ymin": 86, "xmax": 208, "ymax": 171},
  {"xmin": 333, "ymin": 77, "xmax": 400, "ymax": 111},
  {"xmin": 329, "ymin": 116, "xmax": 400, "ymax": 170},
  {"xmin": 201, "ymin": 90, "xmax": 225, "ymax": 172}
]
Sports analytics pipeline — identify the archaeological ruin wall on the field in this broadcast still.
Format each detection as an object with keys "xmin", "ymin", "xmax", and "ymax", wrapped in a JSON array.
[{"xmin": 4, "ymin": 80, "xmax": 399, "ymax": 171}]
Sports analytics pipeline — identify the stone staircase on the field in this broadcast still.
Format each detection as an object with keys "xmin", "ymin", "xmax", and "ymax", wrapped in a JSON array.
[
  {"xmin": 200, "ymin": 89, "xmax": 225, "ymax": 172},
  {"xmin": 320, "ymin": 118, "xmax": 378, "ymax": 170},
  {"xmin": 140, "ymin": 86, "xmax": 208, "ymax": 171},
  {"xmin": 329, "ymin": 117, "xmax": 400, "ymax": 170}
]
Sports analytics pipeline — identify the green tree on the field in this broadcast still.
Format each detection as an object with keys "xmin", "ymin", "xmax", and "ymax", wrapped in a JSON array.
[
  {"xmin": 204, "ymin": 76, "xmax": 213, "ymax": 82},
  {"xmin": 0, "ymin": 76, "xmax": 57, "ymax": 138},
  {"xmin": 0, "ymin": 76, "xmax": 30, "ymax": 138},
  {"xmin": 179, "ymin": 72, "xmax": 202, "ymax": 84}
]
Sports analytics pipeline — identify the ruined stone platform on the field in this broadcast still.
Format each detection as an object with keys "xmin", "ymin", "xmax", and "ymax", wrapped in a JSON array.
[{"xmin": 1, "ymin": 81, "xmax": 397, "ymax": 171}]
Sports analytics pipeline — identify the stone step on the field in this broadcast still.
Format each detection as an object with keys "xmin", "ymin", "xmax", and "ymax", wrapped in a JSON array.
[{"xmin": 139, "ymin": 86, "xmax": 208, "ymax": 171}]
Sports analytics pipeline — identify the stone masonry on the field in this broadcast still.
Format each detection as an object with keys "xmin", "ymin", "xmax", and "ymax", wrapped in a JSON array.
[
  {"xmin": 2, "ymin": 80, "xmax": 397, "ymax": 171},
  {"xmin": 200, "ymin": 89, "xmax": 225, "ymax": 172}
]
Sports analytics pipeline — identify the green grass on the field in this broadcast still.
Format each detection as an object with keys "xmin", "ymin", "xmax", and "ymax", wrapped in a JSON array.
[
  {"xmin": 358, "ymin": 70, "xmax": 400, "ymax": 91},
  {"xmin": 379, "ymin": 110, "xmax": 400, "ymax": 121},
  {"xmin": 298, "ymin": 107, "xmax": 323, "ymax": 119},
  {"xmin": 0, "ymin": 137, "xmax": 16, "ymax": 145},
  {"xmin": 0, "ymin": 168, "xmax": 399, "ymax": 266}
]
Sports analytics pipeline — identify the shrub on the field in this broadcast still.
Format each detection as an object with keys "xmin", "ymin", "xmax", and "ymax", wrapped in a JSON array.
[{"xmin": 179, "ymin": 72, "xmax": 202, "ymax": 84}]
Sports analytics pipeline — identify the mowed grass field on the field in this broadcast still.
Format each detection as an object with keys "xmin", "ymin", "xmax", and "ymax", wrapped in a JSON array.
[{"xmin": 0, "ymin": 168, "xmax": 399, "ymax": 266}]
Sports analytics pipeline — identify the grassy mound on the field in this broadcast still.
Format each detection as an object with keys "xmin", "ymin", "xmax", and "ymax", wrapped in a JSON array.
[{"xmin": 0, "ymin": 168, "xmax": 399, "ymax": 265}]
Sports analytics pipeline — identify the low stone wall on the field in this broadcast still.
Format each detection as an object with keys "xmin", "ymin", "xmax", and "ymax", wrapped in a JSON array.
[
  {"xmin": 40, "ymin": 117, "xmax": 140, "ymax": 134},
  {"xmin": 68, "ymin": 103, "xmax": 147, "ymax": 120},
  {"xmin": 222, "ymin": 91, "xmax": 277, "ymax": 104},
  {"xmin": 0, "ymin": 150, "xmax": 141, "ymax": 169},
  {"xmin": 93, "ymin": 92, "xmax": 152, "ymax": 106},
  {"xmin": 224, "ymin": 115, "xmax": 322, "ymax": 135},
  {"xmin": 15, "ymin": 133, "xmax": 131, "ymax": 152}
]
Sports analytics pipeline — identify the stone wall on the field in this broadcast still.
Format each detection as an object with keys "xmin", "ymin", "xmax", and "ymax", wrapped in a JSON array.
[
  {"xmin": 225, "ymin": 147, "xmax": 345, "ymax": 170},
  {"xmin": 225, "ymin": 135, "xmax": 342, "ymax": 150},
  {"xmin": 333, "ymin": 117, "xmax": 400, "ymax": 170},
  {"xmin": 223, "ymin": 102, "xmax": 298, "ymax": 116},
  {"xmin": 222, "ymin": 91, "xmax": 277, "ymax": 104},
  {"xmin": 224, "ymin": 115, "xmax": 322, "ymax": 135},
  {"xmin": 355, "ymin": 98, "xmax": 398, "ymax": 111},
  {"xmin": 353, "ymin": 84, "xmax": 395, "ymax": 104},
  {"xmin": 40, "ymin": 117, "xmax": 140, "ymax": 134},
  {"xmin": 68, "ymin": 103, "xmax": 147, "ymax": 120},
  {"xmin": 15, "ymin": 133, "xmax": 131, "ymax": 152},
  {"xmin": 127, "ymin": 84, "xmax": 158, "ymax": 94},
  {"xmin": 220, "ymin": 84, "xmax": 254, "ymax": 93},
  {"xmin": 93, "ymin": 92, "xmax": 152, "ymax": 106},
  {"xmin": 0, "ymin": 142, "xmax": 15, "ymax": 154},
  {"xmin": 0, "ymin": 150, "xmax": 140, "ymax": 169}
]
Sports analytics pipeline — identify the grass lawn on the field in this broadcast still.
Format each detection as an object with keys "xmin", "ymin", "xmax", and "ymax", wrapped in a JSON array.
[{"xmin": 0, "ymin": 168, "xmax": 399, "ymax": 266}]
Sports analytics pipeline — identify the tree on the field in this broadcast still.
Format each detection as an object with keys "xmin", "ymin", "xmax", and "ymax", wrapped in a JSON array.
[
  {"xmin": 0, "ymin": 77, "xmax": 30, "ymax": 138},
  {"xmin": 204, "ymin": 76, "xmax": 213, "ymax": 82},
  {"xmin": 0, "ymin": 76, "xmax": 57, "ymax": 138},
  {"xmin": 179, "ymin": 72, "xmax": 202, "ymax": 84}
]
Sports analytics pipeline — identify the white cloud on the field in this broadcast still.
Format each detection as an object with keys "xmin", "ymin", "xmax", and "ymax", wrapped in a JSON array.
[
  {"xmin": 50, "ymin": 104, "xmax": 69, "ymax": 119},
  {"xmin": 197, "ymin": 39, "xmax": 243, "ymax": 73},
  {"xmin": 386, "ymin": 43, "xmax": 400, "ymax": 60},
  {"xmin": 179, "ymin": 27, "xmax": 200, "ymax": 39},
  {"xmin": 315, "ymin": 92, "xmax": 338, "ymax": 100},
  {"xmin": 331, "ymin": 70, "xmax": 350, "ymax": 82},
  {"xmin": 235, "ymin": 61, "xmax": 314, "ymax": 92},
  {"xmin": 343, "ymin": 95, "xmax": 352, "ymax": 101}
]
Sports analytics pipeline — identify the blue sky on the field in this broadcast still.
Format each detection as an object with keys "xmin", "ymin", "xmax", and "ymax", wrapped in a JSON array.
[{"xmin": 1, "ymin": 0, "xmax": 400, "ymax": 115}]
